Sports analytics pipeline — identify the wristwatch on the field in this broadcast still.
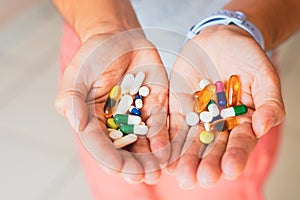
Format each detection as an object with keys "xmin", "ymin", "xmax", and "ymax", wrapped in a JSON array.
[{"xmin": 187, "ymin": 10, "xmax": 264, "ymax": 49}]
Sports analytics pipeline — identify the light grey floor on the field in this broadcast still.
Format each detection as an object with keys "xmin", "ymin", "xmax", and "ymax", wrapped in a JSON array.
[{"xmin": 0, "ymin": 1, "xmax": 299, "ymax": 200}]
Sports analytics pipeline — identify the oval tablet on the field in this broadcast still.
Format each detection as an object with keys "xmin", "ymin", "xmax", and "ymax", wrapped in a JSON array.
[
  {"xmin": 114, "ymin": 134, "xmax": 138, "ymax": 148},
  {"xmin": 114, "ymin": 95, "xmax": 133, "ymax": 115},
  {"xmin": 130, "ymin": 72, "xmax": 145, "ymax": 95},
  {"xmin": 121, "ymin": 74, "xmax": 134, "ymax": 94}
]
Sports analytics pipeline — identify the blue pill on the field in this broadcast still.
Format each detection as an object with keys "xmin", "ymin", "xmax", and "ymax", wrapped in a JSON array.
[{"xmin": 129, "ymin": 106, "xmax": 141, "ymax": 116}]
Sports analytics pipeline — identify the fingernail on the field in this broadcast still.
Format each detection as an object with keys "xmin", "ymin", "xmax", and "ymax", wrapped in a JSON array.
[
  {"xmin": 258, "ymin": 118, "xmax": 275, "ymax": 138},
  {"xmin": 199, "ymin": 177, "xmax": 213, "ymax": 188},
  {"xmin": 66, "ymin": 110, "xmax": 80, "ymax": 132},
  {"xmin": 179, "ymin": 182, "xmax": 195, "ymax": 190}
]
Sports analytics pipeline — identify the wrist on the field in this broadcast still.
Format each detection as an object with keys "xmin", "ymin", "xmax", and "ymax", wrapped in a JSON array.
[
  {"xmin": 76, "ymin": 22, "xmax": 134, "ymax": 43},
  {"xmin": 222, "ymin": 3, "xmax": 274, "ymax": 50},
  {"xmin": 57, "ymin": 0, "xmax": 142, "ymax": 43},
  {"xmin": 187, "ymin": 10, "xmax": 265, "ymax": 49}
]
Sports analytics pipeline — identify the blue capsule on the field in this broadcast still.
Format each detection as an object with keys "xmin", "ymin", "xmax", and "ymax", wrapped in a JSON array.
[{"xmin": 129, "ymin": 106, "xmax": 141, "ymax": 116}]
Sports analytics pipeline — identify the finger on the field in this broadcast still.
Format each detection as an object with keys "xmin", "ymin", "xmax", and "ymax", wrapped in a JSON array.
[
  {"xmin": 166, "ymin": 112, "xmax": 189, "ymax": 174},
  {"xmin": 175, "ymin": 126, "xmax": 205, "ymax": 189},
  {"xmin": 167, "ymin": 74, "xmax": 194, "ymax": 173},
  {"xmin": 143, "ymin": 67, "xmax": 169, "ymax": 165},
  {"xmin": 221, "ymin": 122, "xmax": 257, "ymax": 180},
  {"xmin": 130, "ymin": 137, "xmax": 162, "ymax": 185},
  {"xmin": 120, "ymin": 150, "xmax": 144, "ymax": 184},
  {"xmin": 197, "ymin": 130, "xmax": 229, "ymax": 187},
  {"xmin": 145, "ymin": 105, "xmax": 170, "ymax": 165},
  {"xmin": 79, "ymin": 116, "xmax": 123, "ymax": 175},
  {"xmin": 129, "ymin": 60, "xmax": 170, "ymax": 165},
  {"xmin": 252, "ymin": 63, "xmax": 285, "ymax": 137},
  {"xmin": 55, "ymin": 63, "xmax": 89, "ymax": 132},
  {"xmin": 56, "ymin": 35, "xmax": 134, "ymax": 132}
]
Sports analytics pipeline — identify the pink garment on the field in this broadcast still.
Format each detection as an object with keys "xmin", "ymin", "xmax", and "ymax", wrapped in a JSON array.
[{"xmin": 59, "ymin": 24, "xmax": 281, "ymax": 200}]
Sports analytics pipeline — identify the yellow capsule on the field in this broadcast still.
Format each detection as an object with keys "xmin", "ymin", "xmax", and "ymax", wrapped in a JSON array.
[
  {"xmin": 193, "ymin": 84, "xmax": 216, "ymax": 113},
  {"xmin": 210, "ymin": 117, "xmax": 238, "ymax": 132},
  {"xmin": 199, "ymin": 130, "xmax": 215, "ymax": 144},
  {"xmin": 107, "ymin": 118, "xmax": 119, "ymax": 129},
  {"xmin": 227, "ymin": 75, "xmax": 241, "ymax": 107},
  {"xmin": 104, "ymin": 85, "xmax": 122, "ymax": 118}
]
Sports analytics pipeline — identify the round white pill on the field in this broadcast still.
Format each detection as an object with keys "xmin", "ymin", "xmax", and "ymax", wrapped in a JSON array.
[
  {"xmin": 200, "ymin": 111, "xmax": 213, "ymax": 123},
  {"xmin": 186, "ymin": 112, "xmax": 200, "ymax": 126},
  {"xmin": 199, "ymin": 79, "xmax": 210, "ymax": 90},
  {"xmin": 139, "ymin": 86, "xmax": 150, "ymax": 97},
  {"xmin": 109, "ymin": 129, "xmax": 123, "ymax": 140}
]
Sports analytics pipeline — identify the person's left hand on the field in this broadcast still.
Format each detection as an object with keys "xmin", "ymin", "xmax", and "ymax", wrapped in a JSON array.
[{"xmin": 167, "ymin": 25, "xmax": 285, "ymax": 188}]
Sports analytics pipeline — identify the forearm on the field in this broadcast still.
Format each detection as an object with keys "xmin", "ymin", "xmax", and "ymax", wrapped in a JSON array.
[
  {"xmin": 224, "ymin": 0, "xmax": 300, "ymax": 50},
  {"xmin": 52, "ymin": 0, "xmax": 140, "ymax": 42}
]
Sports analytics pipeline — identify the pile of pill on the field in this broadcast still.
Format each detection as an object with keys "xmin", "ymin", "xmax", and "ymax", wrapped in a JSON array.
[
  {"xmin": 104, "ymin": 72, "xmax": 150, "ymax": 148},
  {"xmin": 185, "ymin": 75, "xmax": 248, "ymax": 144}
]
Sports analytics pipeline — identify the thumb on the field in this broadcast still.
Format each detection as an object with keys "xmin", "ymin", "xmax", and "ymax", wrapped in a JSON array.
[
  {"xmin": 251, "ymin": 68, "xmax": 285, "ymax": 138},
  {"xmin": 55, "ymin": 64, "xmax": 89, "ymax": 133}
]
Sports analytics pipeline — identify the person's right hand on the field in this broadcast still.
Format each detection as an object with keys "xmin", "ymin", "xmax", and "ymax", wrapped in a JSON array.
[{"xmin": 55, "ymin": 29, "xmax": 170, "ymax": 185}]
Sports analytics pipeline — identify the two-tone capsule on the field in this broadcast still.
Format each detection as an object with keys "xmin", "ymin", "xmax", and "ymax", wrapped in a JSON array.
[
  {"xmin": 129, "ymin": 106, "xmax": 141, "ymax": 116},
  {"xmin": 215, "ymin": 81, "xmax": 227, "ymax": 107},
  {"xmin": 220, "ymin": 104, "xmax": 248, "ymax": 118},
  {"xmin": 114, "ymin": 114, "xmax": 141, "ymax": 125},
  {"xmin": 135, "ymin": 95, "xmax": 143, "ymax": 109},
  {"xmin": 120, "ymin": 124, "xmax": 148, "ymax": 135}
]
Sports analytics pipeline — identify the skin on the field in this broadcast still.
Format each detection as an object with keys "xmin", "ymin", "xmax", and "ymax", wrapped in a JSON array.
[
  {"xmin": 53, "ymin": 0, "xmax": 300, "ymax": 188},
  {"xmin": 167, "ymin": 0, "xmax": 300, "ymax": 189},
  {"xmin": 53, "ymin": 0, "xmax": 170, "ymax": 184}
]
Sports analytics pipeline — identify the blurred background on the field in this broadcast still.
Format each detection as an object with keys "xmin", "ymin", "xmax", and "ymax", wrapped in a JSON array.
[{"xmin": 0, "ymin": 1, "xmax": 299, "ymax": 199}]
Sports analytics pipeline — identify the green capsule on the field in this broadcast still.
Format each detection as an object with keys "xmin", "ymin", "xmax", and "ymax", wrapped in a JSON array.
[{"xmin": 114, "ymin": 114, "xmax": 141, "ymax": 125}]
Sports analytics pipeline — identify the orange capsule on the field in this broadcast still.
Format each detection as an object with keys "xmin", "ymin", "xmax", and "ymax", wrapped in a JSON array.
[
  {"xmin": 104, "ymin": 85, "xmax": 122, "ymax": 118},
  {"xmin": 227, "ymin": 75, "xmax": 241, "ymax": 107},
  {"xmin": 193, "ymin": 84, "xmax": 216, "ymax": 113},
  {"xmin": 210, "ymin": 117, "xmax": 238, "ymax": 132}
]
